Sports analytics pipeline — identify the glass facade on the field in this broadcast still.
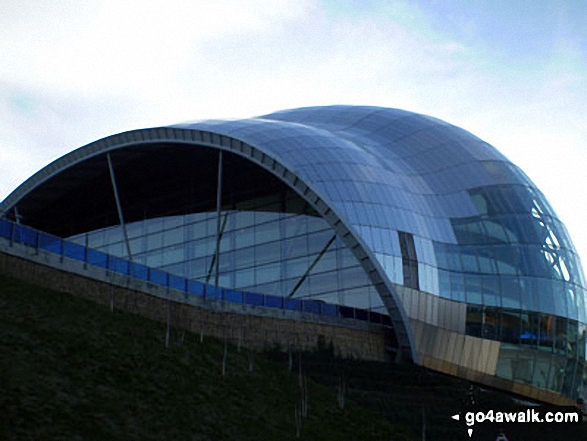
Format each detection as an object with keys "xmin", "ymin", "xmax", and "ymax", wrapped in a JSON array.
[
  {"xmin": 70, "ymin": 208, "xmax": 383, "ymax": 313},
  {"xmin": 4, "ymin": 105, "xmax": 586, "ymax": 402}
]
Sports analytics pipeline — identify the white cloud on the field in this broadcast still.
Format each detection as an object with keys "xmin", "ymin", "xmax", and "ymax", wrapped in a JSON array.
[
  {"xmin": 1, "ymin": 0, "xmax": 586, "ymax": 273},
  {"xmin": 0, "ymin": 0, "xmax": 314, "ymax": 100}
]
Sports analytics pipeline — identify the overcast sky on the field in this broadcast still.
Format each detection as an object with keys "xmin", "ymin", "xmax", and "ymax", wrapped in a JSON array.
[{"xmin": 1, "ymin": 0, "xmax": 586, "ymax": 272}]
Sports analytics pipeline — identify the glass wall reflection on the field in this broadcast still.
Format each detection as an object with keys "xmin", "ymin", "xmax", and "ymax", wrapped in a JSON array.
[{"xmin": 70, "ymin": 192, "xmax": 384, "ymax": 313}]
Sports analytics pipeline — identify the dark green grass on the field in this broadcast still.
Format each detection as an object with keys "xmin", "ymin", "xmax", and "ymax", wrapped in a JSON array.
[
  {"xmin": 0, "ymin": 273, "xmax": 417, "ymax": 441},
  {"xmin": 2, "ymin": 272, "xmax": 585, "ymax": 440}
]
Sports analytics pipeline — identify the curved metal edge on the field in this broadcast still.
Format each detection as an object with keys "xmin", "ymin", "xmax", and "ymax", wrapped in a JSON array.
[{"xmin": 0, "ymin": 126, "xmax": 419, "ymax": 363}]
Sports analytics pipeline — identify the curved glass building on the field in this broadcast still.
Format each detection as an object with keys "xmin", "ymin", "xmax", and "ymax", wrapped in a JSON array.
[{"xmin": 2, "ymin": 105, "xmax": 585, "ymax": 404}]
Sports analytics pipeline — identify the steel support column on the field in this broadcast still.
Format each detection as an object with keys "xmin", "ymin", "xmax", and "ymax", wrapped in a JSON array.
[
  {"xmin": 213, "ymin": 150, "xmax": 223, "ymax": 287},
  {"xmin": 106, "ymin": 153, "xmax": 133, "ymax": 262}
]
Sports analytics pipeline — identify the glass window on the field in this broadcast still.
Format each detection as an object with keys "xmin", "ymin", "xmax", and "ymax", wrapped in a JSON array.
[
  {"xmin": 515, "ymin": 214, "xmax": 543, "ymax": 244},
  {"xmin": 146, "ymin": 217, "xmax": 163, "ymax": 234},
  {"xmin": 312, "ymin": 249, "xmax": 337, "ymax": 273},
  {"xmin": 308, "ymin": 271, "xmax": 338, "ymax": 295},
  {"xmin": 477, "ymin": 248, "xmax": 497, "ymax": 274},
  {"xmin": 548, "ymin": 356, "xmax": 566, "ymax": 393},
  {"xmin": 235, "ymin": 226, "xmax": 255, "ymax": 249},
  {"xmin": 340, "ymin": 265, "xmax": 370, "ymax": 290},
  {"xmin": 434, "ymin": 242, "xmax": 449, "ymax": 269},
  {"xmin": 449, "ymin": 272, "xmax": 466, "ymax": 302},
  {"xmin": 554, "ymin": 316, "xmax": 568, "ymax": 356},
  {"xmin": 568, "ymin": 320, "xmax": 579, "ymax": 358},
  {"xmin": 163, "ymin": 226, "xmax": 184, "ymax": 247},
  {"xmin": 161, "ymin": 244, "xmax": 183, "ymax": 266},
  {"xmin": 577, "ymin": 286, "xmax": 586, "ymax": 324},
  {"xmin": 219, "ymin": 231, "xmax": 233, "ymax": 253},
  {"xmin": 234, "ymin": 211, "xmax": 255, "ymax": 229},
  {"xmin": 398, "ymin": 231, "xmax": 419, "ymax": 289},
  {"xmin": 190, "ymin": 237, "xmax": 214, "ymax": 259},
  {"xmin": 520, "ymin": 312, "xmax": 539, "ymax": 348},
  {"xmin": 552, "ymin": 280, "xmax": 568, "ymax": 318},
  {"xmin": 482, "ymin": 220, "xmax": 508, "ymax": 243},
  {"xmin": 501, "ymin": 276, "xmax": 522, "ymax": 309},
  {"xmin": 234, "ymin": 268, "xmax": 255, "ymax": 287},
  {"xmin": 339, "ymin": 245, "xmax": 359, "ymax": 268},
  {"xmin": 443, "ymin": 244, "xmax": 462, "ymax": 272},
  {"xmin": 578, "ymin": 324, "xmax": 587, "ymax": 360},
  {"xmin": 188, "ymin": 256, "xmax": 210, "ymax": 280},
  {"xmin": 233, "ymin": 247, "xmax": 255, "ymax": 269},
  {"xmin": 481, "ymin": 276, "xmax": 501, "ymax": 306},
  {"xmin": 532, "ymin": 351, "xmax": 552, "ymax": 390},
  {"xmin": 88, "ymin": 230, "xmax": 106, "ymax": 248},
  {"xmin": 483, "ymin": 307, "xmax": 501, "ymax": 341},
  {"xmin": 308, "ymin": 230, "xmax": 336, "ymax": 256},
  {"xmin": 256, "ymin": 241, "xmax": 281, "ymax": 265},
  {"xmin": 501, "ymin": 310, "xmax": 521, "ymax": 344},
  {"xmin": 465, "ymin": 275, "xmax": 483, "ymax": 305},
  {"xmin": 466, "ymin": 306, "xmax": 483, "ymax": 337},
  {"xmin": 438, "ymin": 269, "xmax": 451, "ymax": 299},
  {"xmin": 538, "ymin": 314, "xmax": 555, "ymax": 352},
  {"xmin": 516, "ymin": 277, "xmax": 536, "ymax": 311},
  {"xmin": 107, "ymin": 241, "xmax": 125, "ymax": 257},
  {"xmin": 217, "ymin": 251, "xmax": 234, "ymax": 273},
  {"xmin": 284, "ymin": 215, "xmax": 307, "ymax": 238},
  {"xmin": 256, "ymin": 262, "xmax": 281, "ymax": 285},
  {"xmin": 255, "ymin": 221, "xmax": 280, "ymax": 244},
  {"xmin": 460, "ymin": 250, "xmax": 480, "ymax": 273},
  {"xmin": 283, "ymin": 235, "xmax": 307, "ymax": 259},
  {"xmin": 566, "ymin": 286, "xmax": 578, "ymax": 321}
]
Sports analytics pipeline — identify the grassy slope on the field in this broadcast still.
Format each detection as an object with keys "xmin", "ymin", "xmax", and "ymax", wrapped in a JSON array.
[
  {"xmin": 2, "ymin": 272, "xmax": 585, "ymax": 440},
  {"xmin": 0, "ymin": 273, "xmax": 417, "ymax": 441}
]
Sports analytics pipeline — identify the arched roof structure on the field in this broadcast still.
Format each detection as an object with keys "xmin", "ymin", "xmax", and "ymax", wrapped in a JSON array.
[{"xmin": 2, "ymin": 105, "xmax": 585, "ymax": 402}]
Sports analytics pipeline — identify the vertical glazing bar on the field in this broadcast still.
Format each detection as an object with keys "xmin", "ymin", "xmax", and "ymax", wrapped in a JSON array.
[
  {"xmin": 106, "ymin": 153, "xmax": 133, "ymax": 262},
  {"xmin": 84, "ymin": 232, "xmax": 89, "ymax": 269},
  {"xmin": 213, "ymin": 150, "xmax": 223, "ymax": 287},
  {"xmin": 11, "ymin": 207, "xmax": 20, "ymax": 247}
]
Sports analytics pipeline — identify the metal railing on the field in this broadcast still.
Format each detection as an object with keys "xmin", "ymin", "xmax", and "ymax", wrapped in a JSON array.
[{"xmin": 0, "ymin": 218, "xmax": 392, "ymax": 327}]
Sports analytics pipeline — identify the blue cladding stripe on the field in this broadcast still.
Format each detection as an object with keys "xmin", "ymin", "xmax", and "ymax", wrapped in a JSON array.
[
  {"xmin": 265, "ymin": 295, "xmax": 283, "ymax": 309},
  {"xmin": 244, "ymin": 292, "xmax": 264, "ymax": 306},
  {"xmin": 109, "ymin": 256, "xmax": 129, "ymax": 275},
  {"xmin": 322, "ymin": 303, "xmax": 338, "ymax": 317},
  {"xmin": 169, "ymin": 274, "xmax": 186, "ymax": 292},
  {"xmin": 63, "ymin": 241, "xmax": 85, "ymax": 261},
  {"xmin": 188, "ymin": 280, "xmax": 205, "ymax": 296},
  {"xmin": 284, "ymin": 298, "xmax": 302, "ymax": 311},
  {"xmin": 15, "ymin": 224, "xmax": 37, "ymax": 247},
  {"xmin": 131, "ymin": 262, "xmax": 149, "ymax": 280},
  {"xmin": 39, "ymin": 232, "xmax": 62, "ymax": 254},
  {"xmin": 0, "ymin": 218, "xmax": 388, "ymax": 328},
  {"xmin": 225, "ymin": 289, "xmax": 244, "ymax": 304},
  {"xmin": 87, "ymin": 249, "xmax": 108, "ymax": 268},
  {"xmin": 302, "ymin": 300, "xmax": 321, "ymax": 314},
  {"xmin": 206, "ymin": 285, "xmax": 223, "ymax": 301},
  {"xmin": 150, "ymin": 268, "xmax": 168, "ymax": 286},
  {"xmin": 0, "ymin": 218, "xmax": 12, "ymax": 239}
]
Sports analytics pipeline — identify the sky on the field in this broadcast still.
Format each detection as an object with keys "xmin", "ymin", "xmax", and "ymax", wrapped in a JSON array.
[{"xmin": 1, "ymin": 0, "xmax": 586, "ymax": 271}]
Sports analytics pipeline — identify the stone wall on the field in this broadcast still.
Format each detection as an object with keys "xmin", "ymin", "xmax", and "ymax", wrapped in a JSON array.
[{"xmin": 0, "ymin": 249, "xmax": 390, "ymax": 361}]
